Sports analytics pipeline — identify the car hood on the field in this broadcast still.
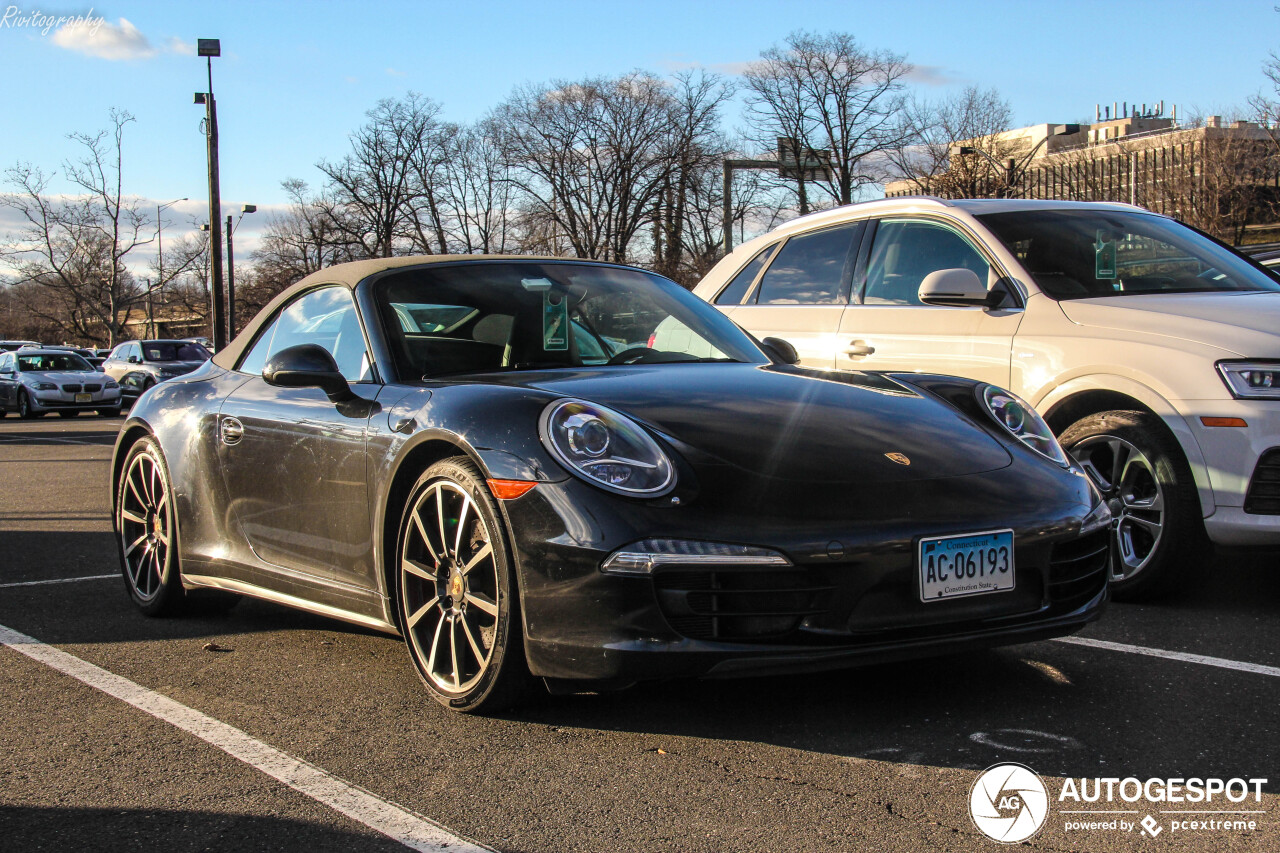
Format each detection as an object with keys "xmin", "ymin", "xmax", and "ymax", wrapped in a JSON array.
[
  {"xmin": 1058, "ymin": 291, "xmax": 1280, "ymax": 356},
  {"xmin": 488, "ymin": 364, "xmax": 1012, "ymax": 484},
  {"xmin": 151, "ymin": 361, "xmax": 205, "ymax": 373},
  {"xmin": 22, "ymin": 371, "xmax": 106, "ymax": 385}
]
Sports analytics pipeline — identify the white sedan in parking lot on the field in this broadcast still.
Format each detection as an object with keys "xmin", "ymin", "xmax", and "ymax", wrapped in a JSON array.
[{"xmin": 695, "ymin": 198, "xmax": 1280, "ymax": 599}]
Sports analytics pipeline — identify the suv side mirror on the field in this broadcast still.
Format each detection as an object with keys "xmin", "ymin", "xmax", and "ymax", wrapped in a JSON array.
[
  {"xmin": 918, "ymin": 268, "xmax": 1000, "ymax": 307},
  {"xmin": 263, "ymin": 344, "xmax": 355, "ymax": 403},
  {"xmin": 760, "ymin": 336, "xmax": 801, "ymax": 365},
  {"xmin": 127, "ymin": 355, "xmax": 141, "ymax": 364}
]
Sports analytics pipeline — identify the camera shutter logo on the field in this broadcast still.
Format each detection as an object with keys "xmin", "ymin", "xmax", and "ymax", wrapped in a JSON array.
[{"xmin": 969, "ymin": 763, "xmax": 1049, "ymax": 843}]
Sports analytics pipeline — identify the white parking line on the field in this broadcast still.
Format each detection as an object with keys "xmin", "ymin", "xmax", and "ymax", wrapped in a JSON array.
[
  {"xmin": 0, "ymin": 574, "xmax": 117, "ymax": 588},
  {"xmin": 0, "ymin": 622, "xmax": 492, "ymax": 853},
  {"xmin": 1056, "ymin": 636, "xmax": 1280, "ymax": 678}
]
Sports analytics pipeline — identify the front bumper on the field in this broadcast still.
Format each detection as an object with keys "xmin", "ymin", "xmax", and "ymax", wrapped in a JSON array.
[
  {"xmin": 1183, "ymin": 400, "xmax": 1280, "ymax": 544},
  {"xmin": 499, "ymin": 465, "xmax": 1108, "ymax": 683},
  {"xmin": 31, "ymin": 389, "xmax": 122, "ymax": 412}
]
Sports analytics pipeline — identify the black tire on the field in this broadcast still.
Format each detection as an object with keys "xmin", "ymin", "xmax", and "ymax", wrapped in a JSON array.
[
  {"xmin": 1060, "ymin": 410, "xmax": 1209, "ymax": 601},
  {"xmin": 395, "ymin": 456, "xmax": 533, "ymax": 713},
  {"xmin": 18, "ymin": 390, "xmax": 40, "ymax": 419},
  {"xmin": 57, "ymin": 410, "xmax": 79, "ymax": 418},
  {"xmin": 98, "ymin": 406, "xmax": 122, "ymax": 418},
  {"xmin": 116, "ymin": 437, "xmax": 187, "ymax": 615}
]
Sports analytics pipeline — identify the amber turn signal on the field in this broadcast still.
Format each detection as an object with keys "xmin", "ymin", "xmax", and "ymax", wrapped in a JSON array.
[
  {"xmin": 487, "ymin": 479, "xmax": 539, "ymax": 500},
  {"xmin": 1199, "ymin": 417, "xmax": 1248, "ymax": 428}
]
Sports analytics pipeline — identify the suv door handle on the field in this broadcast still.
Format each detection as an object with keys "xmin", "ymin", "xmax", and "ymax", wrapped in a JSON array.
[
  {"xmin": 220, "ymin": 416, "xmax": 244, "ymax": 446},
  {"xmin": 844, "ymin": 340, "xmax": 876, "ymax": 357}
]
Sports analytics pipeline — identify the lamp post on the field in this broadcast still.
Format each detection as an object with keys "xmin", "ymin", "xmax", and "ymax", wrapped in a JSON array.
[
  {"xmin": 194, "ymin": 37, "xmax": 226, "ymax": 350},
  {"xmin": 225, "ymin": 204, "xmax": 256, "ymax": 338},
  {"xmin": 152, "ymin": 197, "xmax": 188, "ymax": 338}
]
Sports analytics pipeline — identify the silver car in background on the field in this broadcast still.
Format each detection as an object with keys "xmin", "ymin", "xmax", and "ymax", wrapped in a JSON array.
[
  {"xmin": 0, "ymin": 348, "xmax": 122, "ymax": 418},
  {"xmin": 101, "ymin": 339, "xmax": 212, "ymax": 403}
]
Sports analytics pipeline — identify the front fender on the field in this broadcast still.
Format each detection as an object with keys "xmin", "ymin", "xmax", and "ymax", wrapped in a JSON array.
[{"xmin": 1035, "ymin": 374, "xmax": 1214, "ymax": 517}]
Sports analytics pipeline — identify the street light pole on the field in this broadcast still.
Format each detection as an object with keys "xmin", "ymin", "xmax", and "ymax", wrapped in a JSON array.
[
  {"xmin": 225, "ymin": 204, "xmax": 256, "ymax": 339},
  {"xmin": 195, "ymin": 38, "xmax": 226, "ymax": 350},
  {"xmin": 153, "ymin": 197, "xmax": 187, "ymax": 339}
]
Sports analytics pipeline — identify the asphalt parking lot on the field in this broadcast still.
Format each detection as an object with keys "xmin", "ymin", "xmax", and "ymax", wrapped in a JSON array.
[{"xmin": 1, "ymin": 415, "xmax": 1277, "ymax": 852}]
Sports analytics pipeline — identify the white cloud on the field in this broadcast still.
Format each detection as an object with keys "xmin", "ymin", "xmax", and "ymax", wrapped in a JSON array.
[
  {"xmin": 165, "ymin": 36, "xmax": 195, "ymax": 56},
  {"xmin": 905, "ymin": 65, "xmax": 955, "ymax": 86},
  {"xmin": 658, "ymin": 57, "xmax": 753, "ymax": 76},
  {"xmin": 52, "ymin": 17, "xmax": 155, "ymax": 60},
  {"xmin": 386, "ymin": 67, "xmax": 406, "ymax": 77}
]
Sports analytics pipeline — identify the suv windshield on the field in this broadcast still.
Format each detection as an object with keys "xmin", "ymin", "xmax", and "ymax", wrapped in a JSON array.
[
  {"xmin": 977, "ymin": 209, "xmax": 1280, "ymax": 300},
  {"xmin": 142, "ymin": 342, "xmax": 211, "ymax": 362},
  {"xmin": 376, "ymin": 262, "xmax": 766, "ymax": 378},
  {"xmin": 18, "ymin": 353, "xmax": 93, "ymax": 371}
]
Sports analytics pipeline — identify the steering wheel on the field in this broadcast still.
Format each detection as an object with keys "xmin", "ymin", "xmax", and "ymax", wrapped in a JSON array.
[{"xmin": 606, "ymin": 347, "xmax": 656, "ymax": 365}]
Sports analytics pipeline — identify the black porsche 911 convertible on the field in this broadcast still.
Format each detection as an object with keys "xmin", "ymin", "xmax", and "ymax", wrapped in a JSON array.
[{"xmin": 111, "ymin": 256, "xmax": 1110, "ymax": 712}]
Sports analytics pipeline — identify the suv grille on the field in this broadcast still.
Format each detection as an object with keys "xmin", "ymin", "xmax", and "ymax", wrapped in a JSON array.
[
  {"xmin": 653, "ymin": 568, "xmax": 834, "ymax": 642},
  {"xmin": 1245, "ymin": 449, "xmax": 1280, "ymax": 515}
]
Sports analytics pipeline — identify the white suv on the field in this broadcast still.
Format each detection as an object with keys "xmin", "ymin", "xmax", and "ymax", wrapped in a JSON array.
[{"xmin": 695, "ymin": 198, "xmax": 1280, "ymax": 599}]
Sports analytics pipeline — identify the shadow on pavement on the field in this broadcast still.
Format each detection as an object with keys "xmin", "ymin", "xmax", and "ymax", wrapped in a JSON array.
[{"xmin": 0, "ymin": 806, "xmax": 409, "ymax": 852}]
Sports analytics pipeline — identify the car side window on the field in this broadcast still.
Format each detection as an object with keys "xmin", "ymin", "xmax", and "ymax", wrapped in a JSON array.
[
  {"xmin": 0, "ymin": 353, "xmax": 11, "ymax": 373},
  {"xmin": 714, "ymin": 243, "xmax": 778, "ymax": 305},
  {"xmin": 237, "ymin": 286, "xmax": 371, "ymax": 382},
  {"xmin": 753, "ymin": 224, "xmax": 860, "ymax": 305},
  {"xmin": 862, "ymin": 220, "xmax": 992, "ymax": 306}
]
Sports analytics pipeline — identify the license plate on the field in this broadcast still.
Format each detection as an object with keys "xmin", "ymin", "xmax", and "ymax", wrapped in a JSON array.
[
  {"xmin": 75, "ymin": 392, "xmax": 91, "ymax": 403},
  {"xmin": 919, "ymin": 529, "xmax": 1014, "ymax": 602}
]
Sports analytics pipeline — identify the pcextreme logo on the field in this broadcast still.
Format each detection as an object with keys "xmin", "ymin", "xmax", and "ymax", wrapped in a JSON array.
[{"xmin": 969, "ymin": 764, "xmax": 1269, "ymax": 843}]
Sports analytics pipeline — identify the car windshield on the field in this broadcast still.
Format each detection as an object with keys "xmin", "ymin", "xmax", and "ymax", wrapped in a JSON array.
[
  {"xmin": 142, "ymin": 342, "xmax": 211, "ymax": 362},
  {"xmin": 376, "ymin": 262, "xmax": 767, "ymax": 378},
  {"xmin": 18, "ymin": 353, "xmax": 93, "ymax": 371},
  {"xmin": 976, "ymin": 209, "xmax": 1280, "ymax": 300}
]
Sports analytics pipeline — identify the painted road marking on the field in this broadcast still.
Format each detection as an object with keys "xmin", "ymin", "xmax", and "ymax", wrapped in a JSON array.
[
  {"xmin": 1056, "ymin": 636, "xmax": 1280, "ymax": 679},
  {"xmin": 0, "ymin": 622, "xmax": 492, "ymax": 853},
  {"xmin": 0, "ymin": 574, "xmax": 117, "ymax": 588}
]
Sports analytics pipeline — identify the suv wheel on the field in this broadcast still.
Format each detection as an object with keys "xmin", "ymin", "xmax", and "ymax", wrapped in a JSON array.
[{"xmin": 1060, "ymin": 410, "xmax": 1209, "ymax": 601}]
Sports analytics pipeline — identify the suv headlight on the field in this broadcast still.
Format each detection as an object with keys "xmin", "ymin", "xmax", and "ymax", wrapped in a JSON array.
[
  {"xmin": 978, "ymin": 384, "xmax": 1069, "ymax": 467},
  {"xmin": 1217, "ymin": 361, "xmax": 1280, "ymax": 399},
  {"xmin": 539, "ymin": 399, "xmax": 675, "ymax": 496}
]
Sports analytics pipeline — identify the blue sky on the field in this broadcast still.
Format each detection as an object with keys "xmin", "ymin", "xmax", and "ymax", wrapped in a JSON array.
[{"xmin": 1, "ymin": 0, "xmax": 1277, "ymax": 257}]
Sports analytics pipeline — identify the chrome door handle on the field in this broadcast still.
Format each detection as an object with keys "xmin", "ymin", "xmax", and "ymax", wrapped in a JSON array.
[
  {"xmin": 844, "ymin": 340, "xmax": 876, "ymax": 357},
  {"xmin": 220, "ymin": 416, "xmax": 244, "ymax": 446}
]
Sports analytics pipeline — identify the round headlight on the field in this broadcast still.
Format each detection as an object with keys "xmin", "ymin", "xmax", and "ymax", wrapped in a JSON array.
[
  {"xmin": 979, "ymin": 385, "xmax": 1069, "ymax": 467},
  {"xmin": 540, "ymin": 399, "xmax": 676, "ymax": 496}
]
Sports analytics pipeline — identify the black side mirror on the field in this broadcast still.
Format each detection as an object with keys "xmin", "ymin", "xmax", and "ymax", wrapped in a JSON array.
[
  {"xmin": 263, "ymin": 344, "xmax": 356, "ymax": 403},
  {"xmin": 127, "ymin": 355, "xmax": 140, "ymax": 364},
  {"xmin": 760, "ymin": 336, "xmax": 801, "ymax": 365}
]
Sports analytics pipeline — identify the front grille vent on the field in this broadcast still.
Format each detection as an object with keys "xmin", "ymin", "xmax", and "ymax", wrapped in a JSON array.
[
  {"xmin": 84, "ymin": 383, "xmax": 102, "ymax": 392},
  {"xmin": 1245, "ymin": 449, "xmax": 1280, "ymax": 515},
  {"xmin": 61, "ymin": 383, "xmax": 82, "ymax": 392},
  {"xmin": 653, "ymin": 568, "xmax": 833, "ymax": 641},
  {"xmin": 1048, "ymin": 528, "xmax": 1109, "ymax": 602}
]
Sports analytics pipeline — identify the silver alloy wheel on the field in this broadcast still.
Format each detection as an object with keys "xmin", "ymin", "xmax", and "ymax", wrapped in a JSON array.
[
  {"xmin": 400, "ymin": 480, "xmax": 500, "ymax": 695},
  {"xmin": 1068, "ymin": 434, "xmax": 1165, "ymax": 581},
  {"xmin": 118, "ymin": 449, "xmax": 172, "ymax": 601}
]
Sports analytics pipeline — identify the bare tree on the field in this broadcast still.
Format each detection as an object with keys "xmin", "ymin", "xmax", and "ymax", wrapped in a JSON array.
[
  {"xmin": 495, "ymin": 73, "xmax": 684, "ymax": 263},
  {"xmin": 887, "ymin": 86, "xmax": 1015, "ymax": 198},
  {"xmin": 253, "ymin": 179, "xmax": 353, "ymax": 289},
  {"xmin": 317, "ymin": 93, "xmax": 447, "ymax": 258},
  {"xmin": 743, "ymin": 31, "xmax": 913, "ymax": 211},
  {"xmin": 437, "ymin": 120, "xmax": 520, "ymax": 254},
  {"xmin": 0, "ymin": 109, "xmax": 154, "ymax": 345}
]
